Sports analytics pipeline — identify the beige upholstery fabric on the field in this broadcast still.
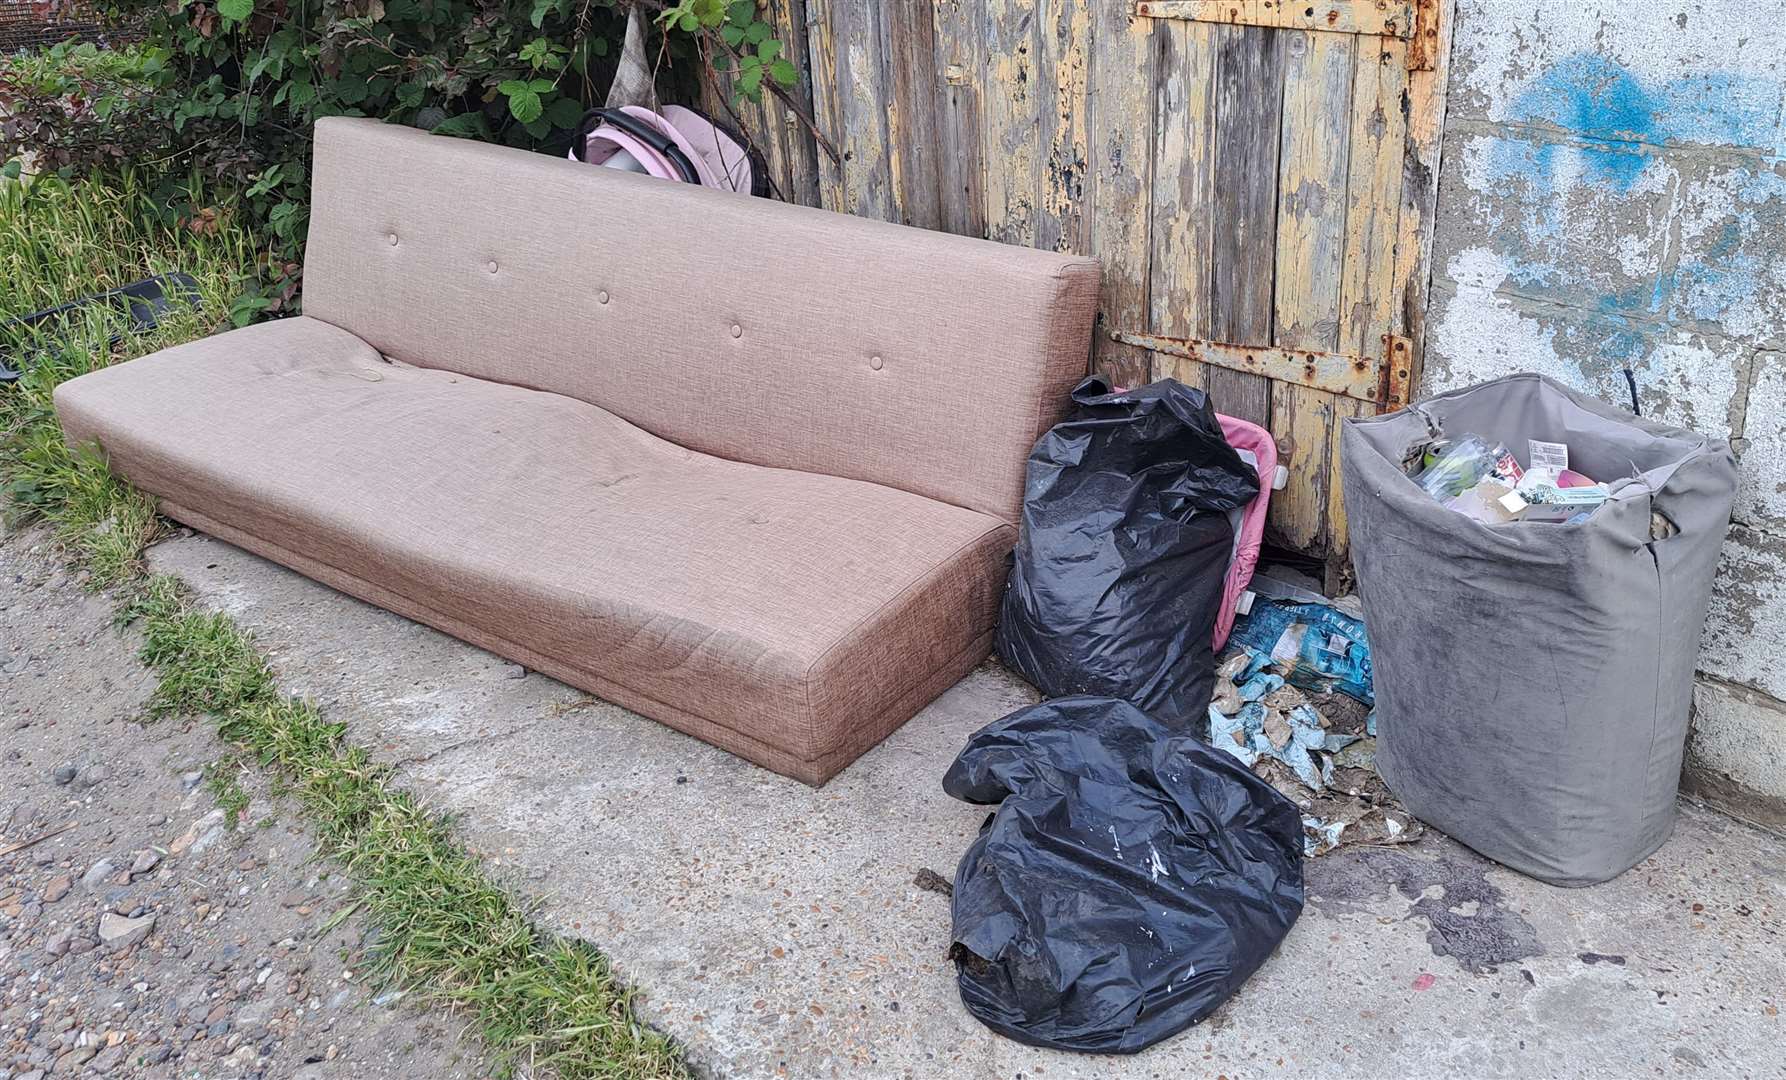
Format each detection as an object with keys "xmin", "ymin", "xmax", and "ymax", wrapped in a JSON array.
[
  {"xmin": 302, "ymin": 117, "xmax": 1101, "ymax": 524},
  {"xmin": 56, "ymin": 318, "xmax": 1014, "ymax": 784}
]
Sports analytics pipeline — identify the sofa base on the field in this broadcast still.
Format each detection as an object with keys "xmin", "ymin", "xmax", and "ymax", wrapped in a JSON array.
[{"xmin": 160, "ymin": 499, "xmax": 993, "ymax": 787}]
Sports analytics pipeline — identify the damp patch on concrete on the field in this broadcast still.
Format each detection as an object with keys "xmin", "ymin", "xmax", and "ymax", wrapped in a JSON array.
[{"xmin": 1305, "ymin": 842, "xmax": 1546, "ymax": 973}]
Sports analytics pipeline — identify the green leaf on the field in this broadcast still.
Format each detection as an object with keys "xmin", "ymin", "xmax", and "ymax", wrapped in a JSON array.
[
  {"xmin": 497, "ymin": 79, "xmax": 530, "ymax": 96},
  {"xmin": 756, "ymin": 37, "xmax": 779, "ymax": 61},
  {"xmin": 506, "ymin": 88, "xmax": 542, "ymax": 123},
  {"xmin": 710, "ymin": 50, "xmax": 731, "ymax": 72},
  {"xmin": 738, "ymin": 64, "xmax": 762, "ymax": 95},
  {"xmin": 769, "ymin": 57, "xmax": 797, "ymax": 85},
  {"xmin": 1, "ymin": 159, "xmax": 20, "ymax": 180},
  {"xmin": 429, "ymin": 111, "xmax": 491, "ymax": 139},
  {"xmin": 528, "ymin": 0, "xmax": 553, "ymax": 27},
  {"xmin": 529, "ymin": 78, "xmax": 554, "ymax": 92},
  {"xmin": 744, "ymin": 19, "xmax": 770, "ymax": 43},
  {"xmin": 544, "ymin": 95, "xmax": 583, "ymax": 128},
  {"xmin": 229, "ymin": 294, "xmax": 272, "ymax": 327},
  {"xmin": 726, "ymin": 0, "xmax": 755, "ymax": 22},
  {"xmin": 720, "ymin": 23, "xmax": 744, "ymax": 45},
  {"xmin": 678, "ymin": 12, "xmax": 697, "ymax": 30},
  {"xmin": 216, "ymin": 0, "xmax": 253, "ymax": 21}
]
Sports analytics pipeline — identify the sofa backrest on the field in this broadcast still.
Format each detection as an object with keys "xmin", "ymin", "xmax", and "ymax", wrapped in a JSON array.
[{"xmin": 302, "ymin": 117, "xmax": 1100, "ymax": 524}]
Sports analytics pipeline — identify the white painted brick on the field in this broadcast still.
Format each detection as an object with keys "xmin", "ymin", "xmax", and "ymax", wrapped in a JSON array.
[
  {"xmin": 1686, "ymin": 678, "xmax": 1786, "ymax": 805},
  {"xmin": 1426, "ymin": 272, "xmax": 1745, "ymax": 440},
  {"xmin": 1663, "ymin": 164, "xmax": 1786, "ymax": 347},
  {"xmin": 1451, "ymin": 0, "xmax": 1786, "ymax": 155},
  {"xmin": 1699, "ymin": 524, "xmax": 1786, "ymax": 699},
  {"xmin": 1736, "ymin": 352, "xmax": 1786, "ymax": 526}
]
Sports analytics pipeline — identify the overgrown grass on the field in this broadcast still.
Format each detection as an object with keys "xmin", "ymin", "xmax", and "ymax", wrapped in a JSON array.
[
  {"xmin": 1, "ymin": 172, "xmax": 255, "ymax": 583},
  {"xmin": 2, "ymin": 177, "xmax": 688, "ymax": 1078},
  {"xmin": 120, "ymin": 576, "xmax": 688, "ymax": 1078}
]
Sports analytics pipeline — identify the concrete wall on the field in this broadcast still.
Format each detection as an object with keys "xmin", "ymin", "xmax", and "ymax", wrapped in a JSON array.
[{"xmin": 1425, "ymin": 0, "xmax": 1786, "ymax": 830}]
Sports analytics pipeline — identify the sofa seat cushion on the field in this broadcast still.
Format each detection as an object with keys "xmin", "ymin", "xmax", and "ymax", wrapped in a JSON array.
[{"xmin": 56, "ymin": 317, "xmax": 1016, "ymax": 784}]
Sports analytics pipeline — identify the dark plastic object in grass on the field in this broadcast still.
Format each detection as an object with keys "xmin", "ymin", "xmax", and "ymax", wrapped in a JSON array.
[
  {"xmin": 0, "ymin": 273, "xmax": 201, "ymax": 383},
  {"xmin": 943, "ymin": 695, "xmax": 1305, "ymax": 1053},
  {"xmin": 995, "ymin": 376, "xmax": 1260, "ymax": 728}
]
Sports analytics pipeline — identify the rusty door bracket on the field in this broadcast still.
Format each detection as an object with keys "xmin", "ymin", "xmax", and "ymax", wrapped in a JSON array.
[
  {"xmin": 1105, "ymin": 327, "xmax": 1415, "ymax": 410},
  {"xmin": 1134, "ymin": 0, "xmax": 1415, "ymax": 38}
]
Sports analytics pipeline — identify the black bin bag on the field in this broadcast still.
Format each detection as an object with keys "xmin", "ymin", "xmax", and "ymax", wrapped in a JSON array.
[
  {"xmin": 943, "ymin": 696, "xmax": 1304, "ymax": 1053},
  {"xmin": 996, "ymin": 377, "xmax": 1259, "ymax": 726}
]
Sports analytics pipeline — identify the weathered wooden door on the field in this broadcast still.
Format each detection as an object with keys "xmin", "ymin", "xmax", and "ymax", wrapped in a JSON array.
[{"xmin": 712, "ymin": 0, "xmax": 1454, "ymax": 583}]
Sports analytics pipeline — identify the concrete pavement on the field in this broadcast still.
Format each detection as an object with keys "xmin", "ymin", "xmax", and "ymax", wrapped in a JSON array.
[{"xmin": 138, "ymin": 531, "xmax": 1786, "ymax": 1080}]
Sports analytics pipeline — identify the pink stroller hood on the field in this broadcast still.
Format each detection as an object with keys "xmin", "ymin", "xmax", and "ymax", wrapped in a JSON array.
[
  {"xmin": 568, "ymin": 106, "xmax": 757, "ymax": 194},
  {"xmin": 660, "ymin": 105, "xmax": 754, "ymax": 193},
  {"xmin": 1214, "ymin": 414, "xmax": 1278, "ymax": 651}
]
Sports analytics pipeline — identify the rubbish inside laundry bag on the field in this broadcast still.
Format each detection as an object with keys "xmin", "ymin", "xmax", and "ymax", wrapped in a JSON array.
[{"xmin": 1410, "ymin": 431, "xmax": 1611, "ymax": 525}]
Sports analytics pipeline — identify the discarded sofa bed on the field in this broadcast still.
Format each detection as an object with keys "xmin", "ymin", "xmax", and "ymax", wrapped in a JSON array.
[{"xmin": 54, "ymin": 116, "xmax": 1102, "ymax": 785}]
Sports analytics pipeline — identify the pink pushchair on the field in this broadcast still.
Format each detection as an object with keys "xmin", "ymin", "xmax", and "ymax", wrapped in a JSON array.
[
  {"xmin": 1214, "ymin": 415, "xmax": 1286, "ymax": 650},
  {"xmin": 568, "ymin": 105, "xmax": 767, "ymax": 196}
]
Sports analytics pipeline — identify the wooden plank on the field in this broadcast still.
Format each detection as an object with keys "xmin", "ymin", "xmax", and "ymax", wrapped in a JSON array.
[
  {"xmin": 1086, "ymin": 0, "xmax": 1159, "ymax": 385},
  {"xmin": 1149, "ymin": 17, "xmax": 1219, "ymax": 391},
  {"xmin": 1393, "ymin": 0, "xmax": 1453, "ymax": 390},
  {"xmin": 1336, "ymin": 34, "xmax": 1408, "ymax": 357},
  {"xmin": 1269, "ymin": 27, "xmax": 1356, "ymax": 551},
  {"xmin": 1038, "ymin": 3, "xmax": 1093, "ymax": 254},
  {"xmin": 980, "ymin": 0, "xmax": 1092, "ymax": 252},
  {"xmin": 1205, "ymin": 22, "xmax": 1284, "ymax": 426},
  {"xmin": 769, "ymin": 0, "xmax": 823, "ymax": 206},
  {"xmin": 805, "ymin": 0, "xmax": 898, "ymax": 221},
  {"xmin": 1136, "ymin": 0, "xmax": 1414, "ymax": 38},
  {"xmin": 1107, "ymin": 331, "xmax": 1384, "ymax": 402},
  {"xmin": 881, "ymin": 3, "xmax": 945, "ymax": 229},
  {"xmin": 1272, "ymin": 28, "xmax": 1353, "ymax": 352},
  {"xmin": 804, "ymin": 0, "xmax": 848, "ymax": 212},
  {"xmin": 932, "ymin": 0, "xmax": 988, "ymax": 237},
  {"xmin": 982, "ymin": 0, "xmax": 1042, "ymax": 247},
  {"xmin": 1327, "ymin": 35, "xmax": 1411, "ymax": 583}
]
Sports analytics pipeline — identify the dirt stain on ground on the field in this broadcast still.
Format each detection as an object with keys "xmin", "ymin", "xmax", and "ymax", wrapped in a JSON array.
[{"xmin": 1304, "ymin": 842, "xmax": 1545, "ymax": 973}]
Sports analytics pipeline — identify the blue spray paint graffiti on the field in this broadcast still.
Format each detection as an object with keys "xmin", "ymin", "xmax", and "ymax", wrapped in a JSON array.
[
  {"xmin": 1476, "ymin": 54, "xmax": 1786, "ymax": 367},
  {"xmin": 1487, "ymin": 53, "xmax": 1782, "ymax": 193}
]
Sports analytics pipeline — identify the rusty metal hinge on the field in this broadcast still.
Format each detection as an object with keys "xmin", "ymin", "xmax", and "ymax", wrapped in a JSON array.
[
  {"xmin": 1134, "ymin": 0, "xmax": 1415, "ymax": 39},
  {"xmin": 1407, "ymin": 0, "xmax": 1441, "ymax": 70},
  {"xmin": 1106, "ymin": 327, "xmax": 1416, "ymax": 412}
]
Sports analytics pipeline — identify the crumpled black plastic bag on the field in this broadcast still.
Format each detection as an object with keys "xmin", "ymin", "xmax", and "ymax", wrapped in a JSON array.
[
  {"xmin": 943, "ymin": 696, "xmax": 1304, "ymax": 1054},
  {"xmin": 996, "ymin": 377, "xmax": 1260, "ymax": 727}
]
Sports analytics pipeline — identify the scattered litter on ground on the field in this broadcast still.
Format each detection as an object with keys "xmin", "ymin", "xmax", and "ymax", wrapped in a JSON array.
[
  {"xmin": 912, "ymin": 868, "xmax": 953, "ymax": 898},
  {"xmin": 1210, "ymin": 573, "xmax": 1418, "ymax": 857}
]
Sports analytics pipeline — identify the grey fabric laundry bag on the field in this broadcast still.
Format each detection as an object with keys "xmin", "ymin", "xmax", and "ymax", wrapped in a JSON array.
[{"xmin": 1341, "ymin": 373, "xmax": 1738, "ymax": 886}]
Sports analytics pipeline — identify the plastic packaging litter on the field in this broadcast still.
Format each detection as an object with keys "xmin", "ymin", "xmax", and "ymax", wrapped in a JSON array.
[
  {"xmin": 943, "ymin": 696, "xmax": 1304, "ymax": 1053},
  {"xmin": 1412, "ymin": 429, "xmax": 1616, "ymax": 526},
  {"xmin": 1225, "ymin": 597, "xmax": 1372, "ymax": 706},
  {"xmin": 1412, "ymin": 434, "xmax": 1521, "ymax": 500},
  {"xmin": 996, "ymin": 377, "xmax": 1260, "ymax": 727}
]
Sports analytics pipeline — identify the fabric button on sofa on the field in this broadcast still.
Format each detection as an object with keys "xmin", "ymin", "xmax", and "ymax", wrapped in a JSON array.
[{"xmin": 55, "ymin": 117, "xmax": 1101, "ymax": 785}]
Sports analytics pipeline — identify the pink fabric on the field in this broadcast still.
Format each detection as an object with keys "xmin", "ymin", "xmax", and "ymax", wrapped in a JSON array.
[{"xmin": 1215, "ymin": 414, "xmax": 1277, "ymax": 651}]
